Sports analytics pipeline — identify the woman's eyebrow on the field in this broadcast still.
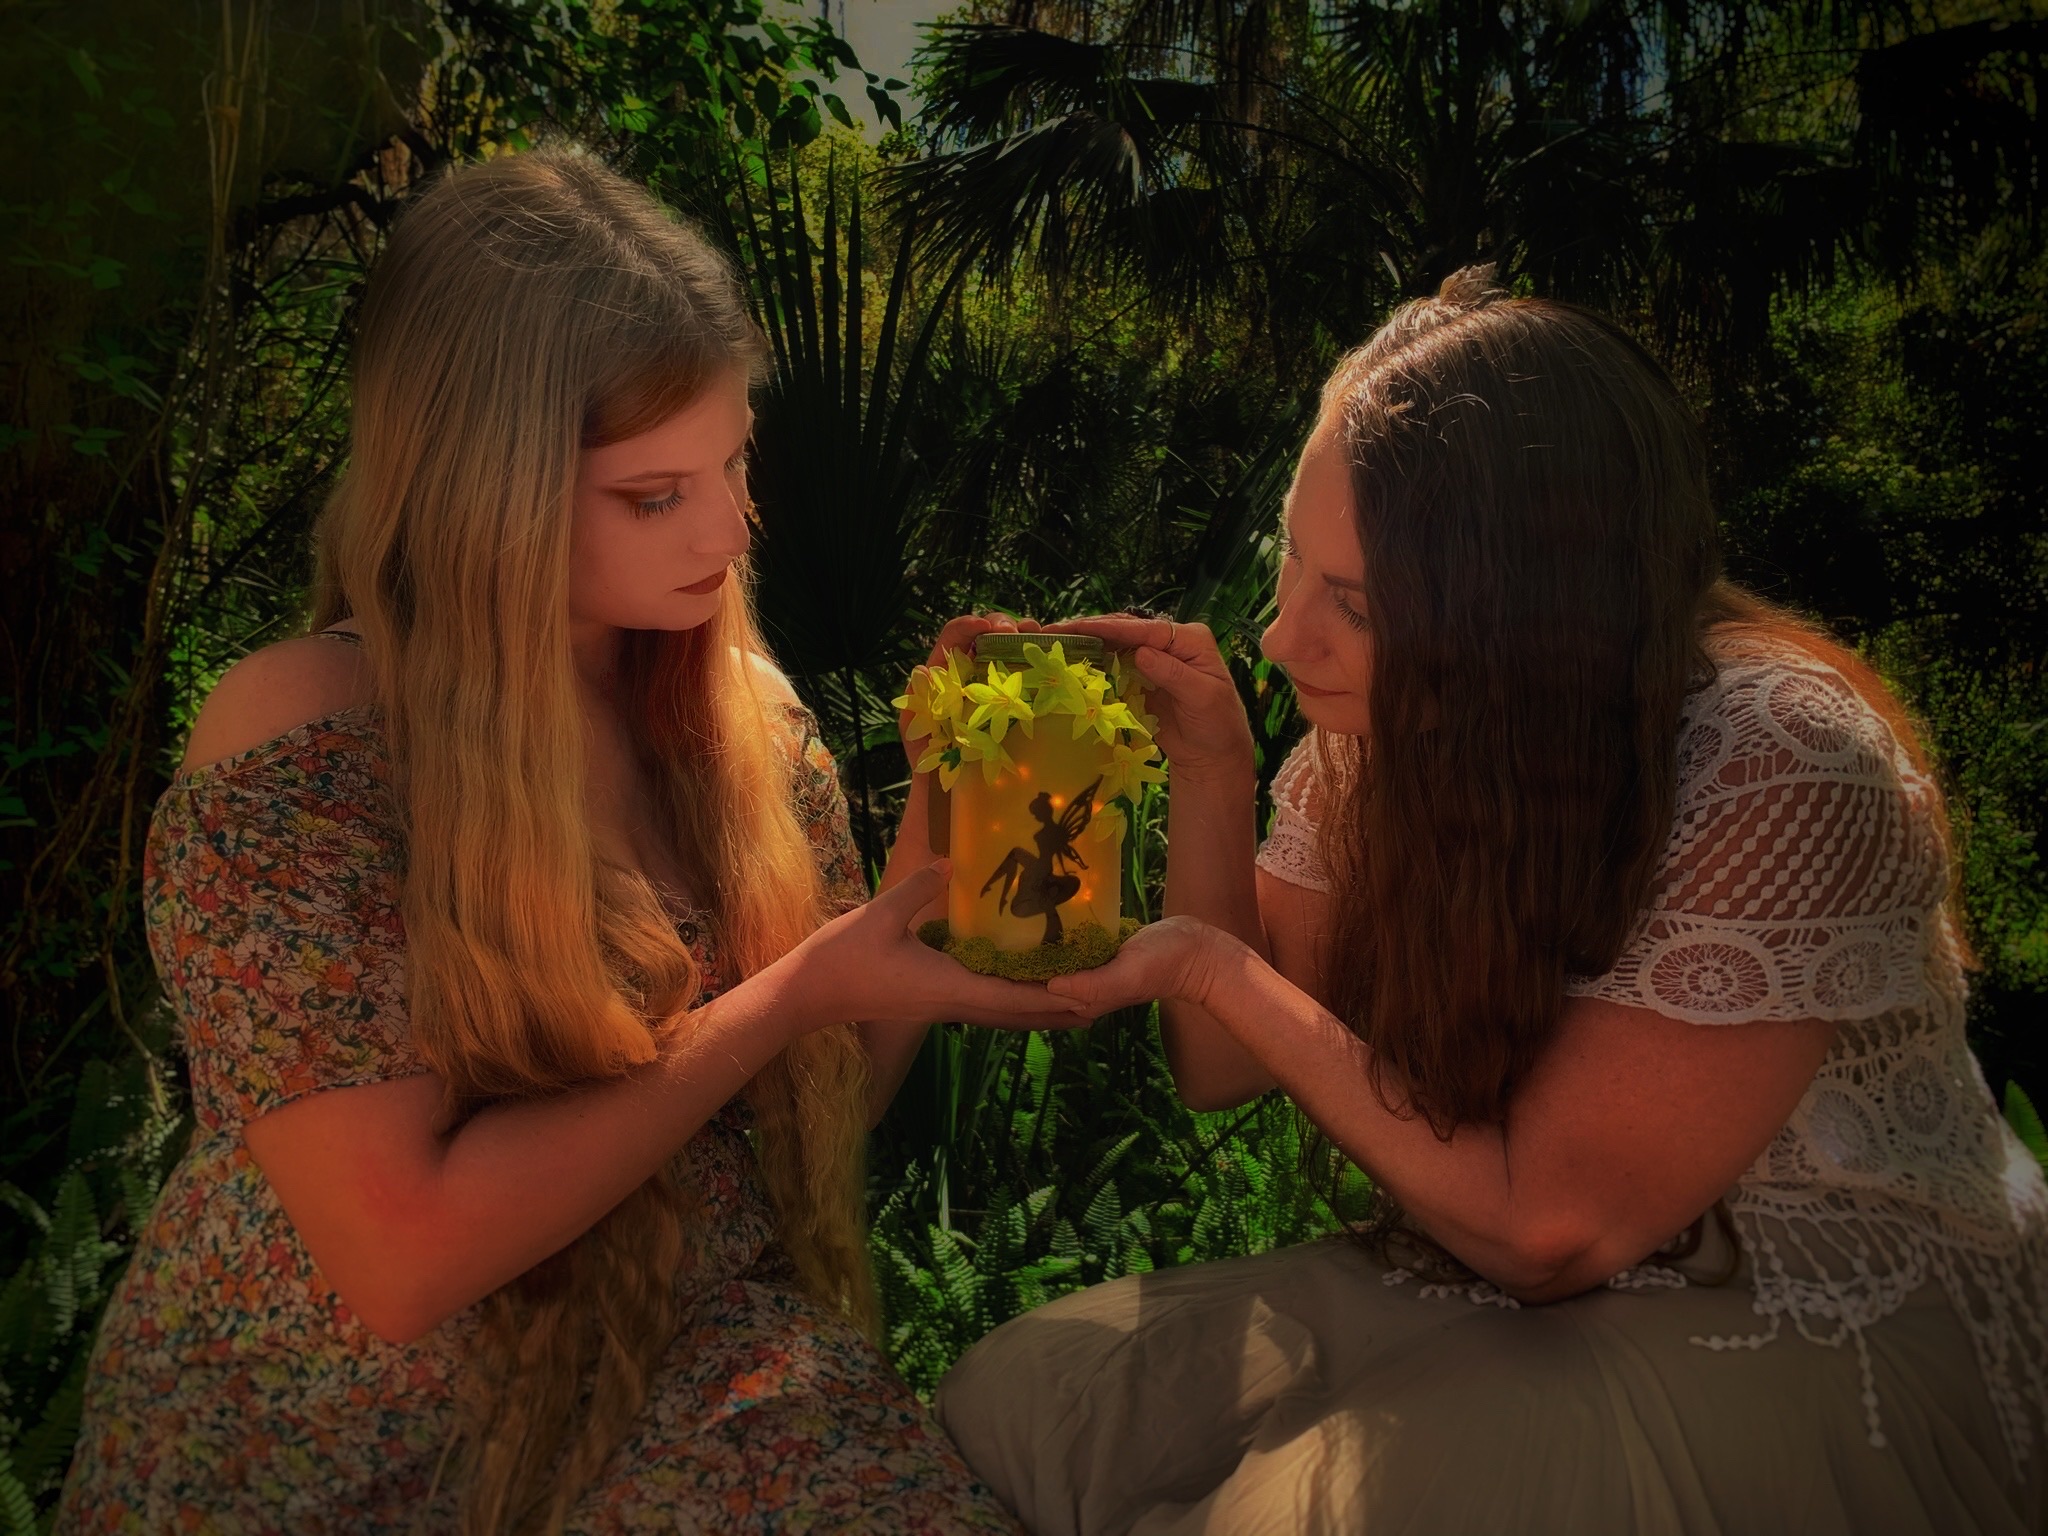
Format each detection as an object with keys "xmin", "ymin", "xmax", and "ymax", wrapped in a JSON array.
[
  {"xmin": 1285, "ymin": 508, "xmax": 1366, "ymax": 591},
  {"xmin": 608, "ymin": 469, "xmax": 696, "ymax": 484},
  {"xmin": 604, "ymin": 418, "xmax": 754, "ymax": 486}
]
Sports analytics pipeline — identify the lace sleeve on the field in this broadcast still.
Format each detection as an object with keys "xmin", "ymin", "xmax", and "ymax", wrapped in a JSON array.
[
  {"xmin": 1566, "ymin": 645, "xmax": 1945, "ymax": 1024},
  {"xmin": 1255, "ymin": 733, "xmax": 1332, "ymax": 893}
]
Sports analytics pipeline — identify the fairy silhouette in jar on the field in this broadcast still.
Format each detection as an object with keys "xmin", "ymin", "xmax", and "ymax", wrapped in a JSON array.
[{"xmin": 981, "ymin": 776, "xmax": 1103, "ymax": 945}]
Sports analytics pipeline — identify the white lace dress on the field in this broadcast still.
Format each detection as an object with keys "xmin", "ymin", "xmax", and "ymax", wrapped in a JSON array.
[{"xmin": 936, "ymin": 633, "xmax": 2048, "ymax": 1536}]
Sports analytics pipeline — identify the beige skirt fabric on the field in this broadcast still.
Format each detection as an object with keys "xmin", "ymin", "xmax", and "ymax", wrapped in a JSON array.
[{"xmin": 935, "ymin": 1227, "xmax": 2042, "ymax": 1536}]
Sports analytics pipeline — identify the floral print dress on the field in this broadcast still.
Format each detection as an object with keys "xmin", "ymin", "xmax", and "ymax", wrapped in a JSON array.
[{"xmin": 55, "ymin": 677, "xmax": 1019, "ymax": 1535}]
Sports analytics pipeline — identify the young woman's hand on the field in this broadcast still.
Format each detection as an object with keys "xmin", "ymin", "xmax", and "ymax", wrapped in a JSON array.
[
  {"xmin": 1042, "ymin": 916, "xmax": 1233, "ymax": 1020},
  {"xmin": 794, "ymin": 860, "xmax": 1089, "ymax": 1032},
  {"xmin": 1042, "ymin": 615, "xmax": 1254, "ymax": 780}
]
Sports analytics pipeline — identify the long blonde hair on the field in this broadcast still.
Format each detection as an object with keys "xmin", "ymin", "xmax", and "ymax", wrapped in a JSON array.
[{"xmin": 307, "ymin": 148, "xmax": 875, "ymax": 1534}]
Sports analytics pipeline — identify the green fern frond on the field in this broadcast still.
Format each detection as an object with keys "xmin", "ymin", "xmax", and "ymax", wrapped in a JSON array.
[
  {"xmin": 1049, "ymin": 1217, "xmax": 1081, "ymax": 1259},
  {"xmin": 0, "ymin": 1447, "xmax": 36, "ymax": 1536},
  {"xmin": 10, "ymin": 1348, "xmax": 89, "ymax": 1500},
  {"xmin": 931, "ymin": 1227, "xmax": 982, "ymax": 1325},
  {"xmin": 0, "ymin": 1186, "xmax": 49, "ymax": 1236},
  {"xmin": 0, "ymin": 1264, "xmax": 37, "ymax": 1358},
  {"xmin": 1082, "ymin": 1181, "xmax": 1121, "ymax": 1246},
  {"xmin": 1082, "ymin": 1131, "xmax": 1140, "ymax": 1191}
]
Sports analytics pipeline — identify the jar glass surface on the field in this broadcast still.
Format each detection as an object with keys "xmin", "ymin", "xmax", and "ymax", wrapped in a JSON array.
[{"xmin": 948, "ymin": 721, "xmax": 1123, "ymax": 950}]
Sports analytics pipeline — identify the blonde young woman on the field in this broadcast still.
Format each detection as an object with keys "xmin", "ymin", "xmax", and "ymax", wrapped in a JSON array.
[
  {"xmin": 54, "ymin": 151, "xmax": 1076, "ymax": 1535},
  {"xmin": 937, "ymin": 272, "xmax": 2048, "ymax": 1534}
]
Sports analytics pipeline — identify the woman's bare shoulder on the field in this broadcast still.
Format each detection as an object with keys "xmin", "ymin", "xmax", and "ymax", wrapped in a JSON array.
[
  {"xmin": 178, "ymin": 629, "xmax": 371, "ymax": 777},
  {"xmin": 739, "ymin": 647, "xmax": 803, "ymax": 710}
]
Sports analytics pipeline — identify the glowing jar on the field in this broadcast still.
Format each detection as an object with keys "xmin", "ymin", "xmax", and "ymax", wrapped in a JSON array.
[{"xmin": 897, "ymin": 633, "xmax": 1164, "ymax": 979}]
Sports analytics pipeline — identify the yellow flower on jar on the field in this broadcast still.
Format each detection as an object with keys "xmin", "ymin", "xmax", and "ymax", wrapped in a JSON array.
[
  {"xmin": 963, "ymin": 664, "xmax": 1036, "ymax": 742},
  {"xmin": 930, "ymin": 649, "xmax": 974, "ymax": 720},
  {"xmin": 915, "ymin": 739, "xmax": 965, "ymax": 791},
  {"xmin": 1020, "ymin": 641, "xmax": 1086, "ymax": 714},
  {"xmin": 892, "ymin": 666, "xmax": 949, "ymax": 748},
  {"xmin": 1070, "ymin": 673, "xmax": 1141, "ymax": 745},
  {"xmin": 953, "ymin": 721, "xmax": 1016, "ymax": 785},
  {"xmin": 1099, "ymin": 738, "xmax": 1167, "ymax": 803},
  {"xmin": 1085, "ymin": 800, "xmax": 1128, "ymax": 844},
  {"xmin": 1110, "ymin": 652, "xmax": 1158, "ymax": 739}
]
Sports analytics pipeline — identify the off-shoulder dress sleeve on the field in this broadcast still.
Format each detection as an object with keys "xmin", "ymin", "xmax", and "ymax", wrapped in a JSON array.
[
  {"xmin": 1565, "ymin": 643, "xmax": 1945, "ymax": 1025},
  {"xmin": 781, "ymin": 701, "xmax": 869, "ymax": 918},
  {"xmin": 143, "ymin": 725, "xmax": 423, "ymax": 1131}
]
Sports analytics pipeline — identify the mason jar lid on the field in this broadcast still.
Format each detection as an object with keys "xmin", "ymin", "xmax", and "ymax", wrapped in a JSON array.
[{"xmin": 972, "ymin": 631, "xmax": 1106, "ymax": 663}]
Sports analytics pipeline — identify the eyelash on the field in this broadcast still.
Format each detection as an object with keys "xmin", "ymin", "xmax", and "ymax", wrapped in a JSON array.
[{"xmin": 630, "ymin": 449, "xmax": 749, "ymax": 518}]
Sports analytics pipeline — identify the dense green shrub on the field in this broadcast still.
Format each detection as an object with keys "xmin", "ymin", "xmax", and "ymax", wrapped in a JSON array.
[{"xmin": 1715, "ymin": 257, "xmax": 2048, "ymax": 1101}]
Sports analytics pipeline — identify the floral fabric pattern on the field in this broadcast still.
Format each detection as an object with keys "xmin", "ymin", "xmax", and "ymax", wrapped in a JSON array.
[{"xmin": 55, "ymin": 696, "xmax": 1018, "ymax": 1535}]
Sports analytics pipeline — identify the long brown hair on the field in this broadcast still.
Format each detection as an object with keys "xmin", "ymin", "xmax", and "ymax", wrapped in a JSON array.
[
  {"xmin": 308, "ymin": 149, "xmax": 874, "ymax": 1535},
  {"xmin": 1311, "ymin": 266, "xmax": 1953, "ymax": 1140}
]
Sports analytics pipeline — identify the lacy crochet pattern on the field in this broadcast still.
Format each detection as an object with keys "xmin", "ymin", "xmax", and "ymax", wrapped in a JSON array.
[{"xmin": 1255, "ymin": 633, "xmax": 2048, "ymax": 1470}]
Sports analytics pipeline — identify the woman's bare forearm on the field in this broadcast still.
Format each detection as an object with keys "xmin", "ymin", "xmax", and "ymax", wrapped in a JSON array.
[
  {"xmin": 420, "ymin": 953, "xmax": 818, "ymax": 1289},
  {"xmin": 1191, "ymin": 941, "xmax": 1672, "ymax": 1300},
  {"xmin": 1161, "ymin": 762, "xmax": 1263, "ymax": 941},
  {"xmin": 249, "ymin": 945, "xmax": 825, "ymax": 1341},
  {"xmin": 1190, "ymin": 934, "xmax": 1554, "ymax": 1280},
  {"xmin": 859, "ymin": 768, "xmax": 944, "ymax": 1122},
  {"xmin": 1187, "ymin": 932, "xmax": 1833, "ymax": 1302},
  {"xmin": 858, "ymin": 1018, "xmax": 929, "ymax": 1127},
  {"xmin": 1157, "ymin": 763, "xmax": 1276, "ymax": 1107}
]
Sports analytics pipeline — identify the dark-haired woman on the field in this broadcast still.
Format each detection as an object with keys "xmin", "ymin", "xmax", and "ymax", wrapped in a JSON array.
[{"xmin": 934, "ymin": 272, "xmax": 2048, "ymax": 1535}]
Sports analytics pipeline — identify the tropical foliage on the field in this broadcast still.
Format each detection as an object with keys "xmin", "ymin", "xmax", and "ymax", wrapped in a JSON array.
[{"xmin": 0, "ymin": 0, "xmax": 2041, "ymax": 1523}]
